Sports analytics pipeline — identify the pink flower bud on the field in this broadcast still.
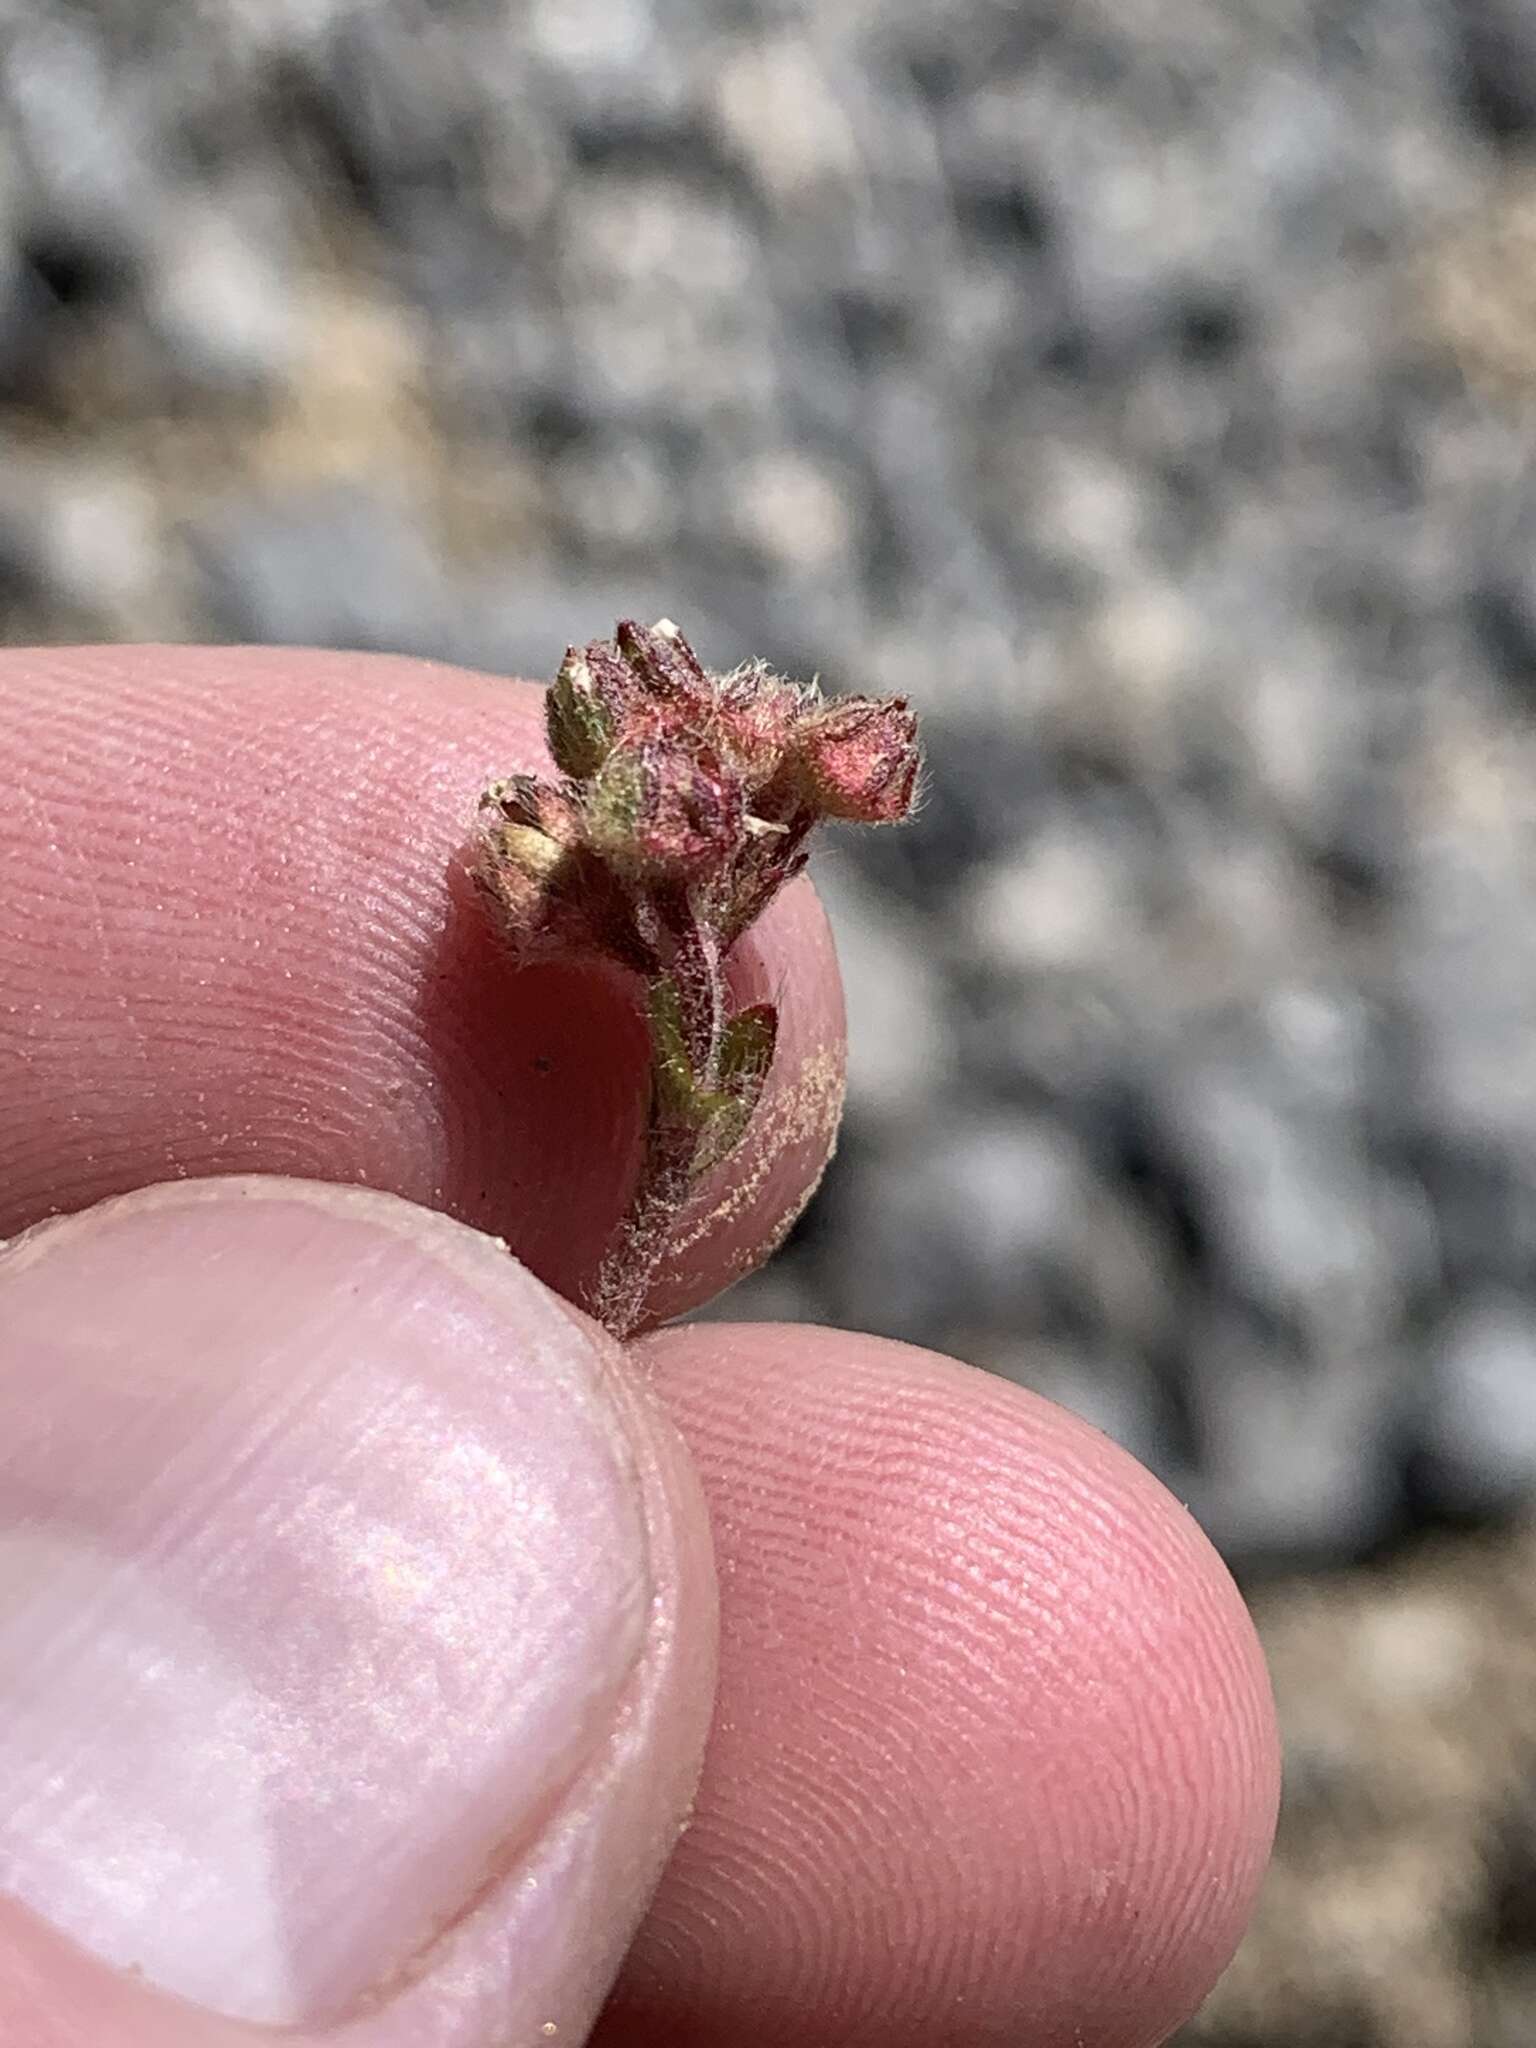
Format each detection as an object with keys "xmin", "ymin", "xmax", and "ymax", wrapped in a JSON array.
[
  {"xmin": 713, "ymin": 665, "xmax": 810, "ymax": 791},
  {"xmin": 586, "ymin": 744, "xmax": 745, "ymax": 880},
  {"xmin": 790, "ymin": 696, "xmax": 920, "ymax": 822}
]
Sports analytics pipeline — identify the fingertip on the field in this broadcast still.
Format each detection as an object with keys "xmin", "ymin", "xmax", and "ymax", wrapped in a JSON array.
[
  {"xmin": 0, "ymin": 1176, "xmax": 718, "ymax": 2047},
  {"xmin": 0, "ymin": 642, "xmax": 846, "ymax": 1322},
  {"xmin": 609, "ymin": 1323, "xmax": 1277, "ymax": 2048}
]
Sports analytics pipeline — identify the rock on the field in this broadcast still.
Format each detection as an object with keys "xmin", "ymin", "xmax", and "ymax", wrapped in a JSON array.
[
  {"xmin": 1453, "ymin": 0, "xmax": 1536, "ymax": 144},
  {"xmin": 812, "ymin": 852, "xmax": 951, "ymax": 1124},
  {"xmin": 1179, "ymin": 1310, "xmax": 1407, "ymax": 1566},
  {"xmin": 191, "ymin": 487, "xmax": 450, "ymax": 654},
  {"xmin": 1419, "ymin": 1293, "xmax": 1536, "ymax": 1514},
  {"xmin": 818, "ymin": 1107, "xmax": 1177, "ymax": 1367}
]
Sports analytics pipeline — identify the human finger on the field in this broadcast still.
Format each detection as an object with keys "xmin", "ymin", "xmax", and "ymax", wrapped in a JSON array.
[
  {"xmin": 598, "ymin": 1322, "xmax": 1279, "ymax": 2048},
  {"xmin": 0, "ymin": 642, "xmax": 844, "ymax": 1325},
  {"xmin": 0, "ymin": 1176, "xmax": 715, "ymax": 2046}
]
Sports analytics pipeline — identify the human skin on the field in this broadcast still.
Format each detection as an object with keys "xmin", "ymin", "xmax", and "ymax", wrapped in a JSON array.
[{"xmin": 0, "ymin": 646, "xmax": 1279, "ymax": 2047}]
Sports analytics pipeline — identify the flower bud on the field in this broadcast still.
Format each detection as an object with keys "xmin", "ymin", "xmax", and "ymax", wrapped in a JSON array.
[
  {"xmin": 546, "ymin": 651, "xmax": 617, "ymax": 779},
  {"xmin": 789, "ymin": 696, "xmax": 920, "ymax": 822},
  {"xmin": 713, "ymin": 665, "xmax": 809, "ymax": 791},
  {"xmin": 614, "ymin": 618, "xmax": 712, "ymax": 705},
  {"xmin": 492, "ymin": 821, "xmax": 565, "ymax": 882},
  {"xmin": 475, "ymin": 818, "xmax": 566, "ymax": 943},
  {"xmin": 586, "ymin": 744, "xmax": 744, "ymax": 880},
  {"xmin": 482, "ymin": 775, "xmax": 581, "ymax": 844}
]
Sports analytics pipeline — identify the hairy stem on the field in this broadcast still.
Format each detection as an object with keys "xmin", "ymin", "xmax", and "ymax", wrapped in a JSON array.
[
  {"xmin": 588, "ymin": 930, "xmax": 733, "ymax": 1338},
  {"xmin": 587, "ymin": 1120, "xmax": 696, "ymax": 1338},
  {"xmin": 669, "ymin": 912, "xmax": 725, "ymax": 1088}
]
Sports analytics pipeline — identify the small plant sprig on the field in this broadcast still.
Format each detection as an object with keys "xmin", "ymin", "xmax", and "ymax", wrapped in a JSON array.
[{"xmin": 474, "ymin": 618, "xmax": 920, "ymax": 1336}]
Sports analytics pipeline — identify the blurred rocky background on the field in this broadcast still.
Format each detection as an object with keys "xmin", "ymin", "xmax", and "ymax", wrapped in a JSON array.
[{"xmin": 4, "ymin": 0, "xmax": 1536, "ymax": 2036}]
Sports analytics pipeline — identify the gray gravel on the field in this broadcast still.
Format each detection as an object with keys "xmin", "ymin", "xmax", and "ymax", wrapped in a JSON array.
[{"xmin": 4, "ymin": 0, "xmax": 1536, "ymax": 1570}]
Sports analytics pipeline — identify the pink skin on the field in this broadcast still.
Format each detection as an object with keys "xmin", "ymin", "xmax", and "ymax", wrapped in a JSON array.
[
  {"xmin": 604, "ymin": 1328, "xmax": 1276, "ymax": 2048},
  {"xmin": 0, "ymin": 1179, "xmax": 718, "ymax": 2048},
  {"xmin": 0, "ymin": 647, "xmax": 1279, "ymax": 2046}
]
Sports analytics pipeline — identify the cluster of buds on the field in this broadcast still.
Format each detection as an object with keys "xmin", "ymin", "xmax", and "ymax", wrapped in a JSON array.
[
  {"xmin": 475, "ymin": 617, "xmax": 920, "ymax": 1332},
  {"xmin": 478, "ymin": 618, "xmax": 918, "ymax": 973}
]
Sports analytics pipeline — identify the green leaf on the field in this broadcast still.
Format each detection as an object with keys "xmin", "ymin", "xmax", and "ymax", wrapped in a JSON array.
[
  {"xmin": 687, "ymin": 1004, "xmax": 779, "ymax": 1178},
  {"xmin": 690, "ymin": 1094, "xmax": 753, "ymax": 1178},
  {"xmin": 719, "ymin": 1003, "xmax": 778, "ymax": 1113},
  {"xmin": 647, "ymin": 977, "xmax": 700, "ymax": 1117},
  {"xmin": 645, "ymin": 994, "xmax": 780, "ymax": 1180}
]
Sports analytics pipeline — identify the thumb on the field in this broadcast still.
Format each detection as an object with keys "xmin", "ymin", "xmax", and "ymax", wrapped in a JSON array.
[{"xmin": 0, "ymin": 1178, "xmax": 716, "ymax": 2048}]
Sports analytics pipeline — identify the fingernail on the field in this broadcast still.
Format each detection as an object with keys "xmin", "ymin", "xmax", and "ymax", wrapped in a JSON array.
[{"xmin": 0, "ymin": 1181, "xmax": 654, "ymax": 2026}]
